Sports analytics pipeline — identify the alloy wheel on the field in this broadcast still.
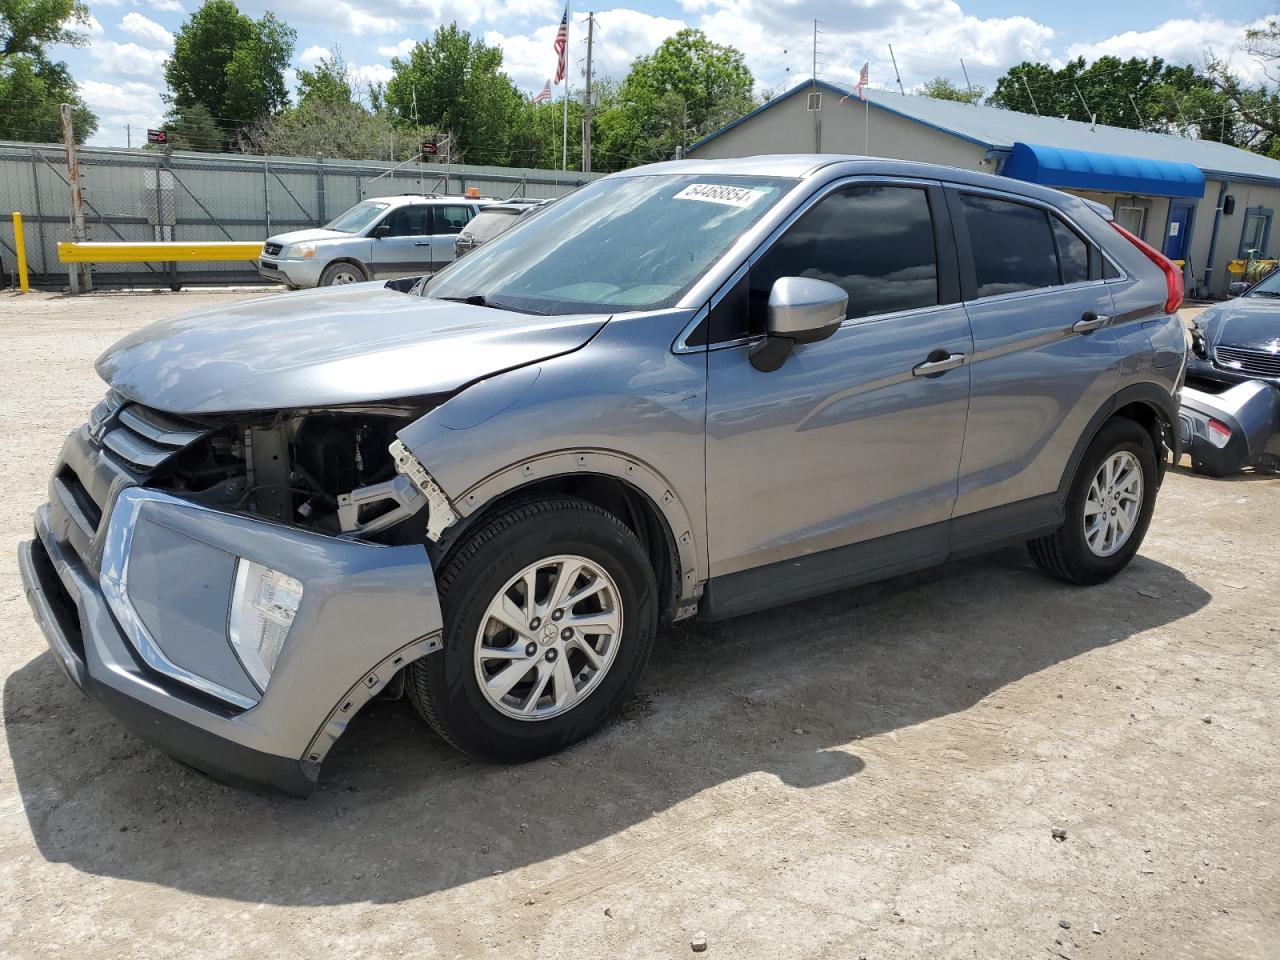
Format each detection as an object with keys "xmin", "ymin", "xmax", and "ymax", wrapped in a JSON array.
[
  {"xmin": 472, "ymin": 554, "xmax": 623, "ymax": 721},
  {"xmin": 1083, "ymin": 450, "xmax": 1144, "ymax": 558}
]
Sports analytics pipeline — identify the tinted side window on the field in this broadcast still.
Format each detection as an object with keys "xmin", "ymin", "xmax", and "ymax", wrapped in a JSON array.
[
  {"xmin": 1052, "ymin": 217, "xmax": 1090, "ymax": 284},
  {"xmin": 381, "ymin": 205, "xmax": 429, "ymax": 237},
  {"xmin": 961, "ymin": 194, "xmax": 1059, "ymax": 297},
  {"xmin": 749, "ymin": 185, "xmax": 938, "ymax": 332},
  {"xmin": 432, "ymin": 204, "xmax": 474, "ymax": 235}
]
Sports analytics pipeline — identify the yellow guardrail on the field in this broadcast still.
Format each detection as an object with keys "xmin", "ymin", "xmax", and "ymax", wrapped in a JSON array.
[{"xmin": 57, "ymin": 241, "xmax": 263, "ymax": 263}]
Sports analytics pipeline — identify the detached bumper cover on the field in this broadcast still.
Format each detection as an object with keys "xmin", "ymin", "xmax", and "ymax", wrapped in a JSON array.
[
  {"xmin": 20, "ymin": 485, "xmax": 442, "ymax": 796},
  {"xmin": 1179, "ymin": 379, "xmax": 1280, "ymax": 476}
]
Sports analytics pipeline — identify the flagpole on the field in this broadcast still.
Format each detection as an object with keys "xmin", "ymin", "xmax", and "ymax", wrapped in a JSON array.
[
  {"xmin": 864, "ymin": 95, "xmax": 869, "ymax": 155},
  {"xmin": 561, "ymin": 0, "xmax": 571, "ymax": 170}
]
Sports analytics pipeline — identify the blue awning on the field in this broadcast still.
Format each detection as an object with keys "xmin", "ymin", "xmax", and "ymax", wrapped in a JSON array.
[{"xmin": 1003, "ymin": 141, "xmax": 1206, "ymax": 199}]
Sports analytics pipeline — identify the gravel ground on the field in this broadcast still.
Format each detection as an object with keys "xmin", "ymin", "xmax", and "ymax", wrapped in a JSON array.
[{"xmin": 1, "ymin": 290, "xmax": 1277, "ymax": 959}]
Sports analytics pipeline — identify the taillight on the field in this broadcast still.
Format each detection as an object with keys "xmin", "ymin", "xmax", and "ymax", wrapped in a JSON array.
[{"xmin": 1110, "ymin": 221, "xmax": 1184, "ymax": 314}]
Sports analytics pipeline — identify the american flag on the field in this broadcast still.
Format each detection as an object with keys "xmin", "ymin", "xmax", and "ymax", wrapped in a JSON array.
[
  {"xmin": 553, "ymin": 6, "xmax": 569, "ymax": 84},
  {"xmin": 855, "ymin": 61, "xmax": 868, "ymax": 100},
  {"xmin": 532, "ymin": 79, "xmax": 552, "ymax": 103}
]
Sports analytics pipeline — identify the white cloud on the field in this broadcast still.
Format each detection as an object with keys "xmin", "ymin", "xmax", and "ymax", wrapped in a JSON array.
[
  {"xmin": 377, "ymin": 38, "xmax": 416, "ymax": 58},
  {"xmin": 89, "ymin": 40, "xmax": 170, "ymax": 78},
  {"xmin": 489, "ymin": 6, "xmax": 685, "ymax": 94},
  {"xmin": 298, "ymin": 44, "xmax": 329, "ymax": 67},
  {"xmin": 351, "ymin": 62, "xmax": 394, "ymax": 85},
  {"xmin": 120, "ymin": 11, "xmax": 173, "ymax": 46},
  {"xmin": 1065, "ymin": 17, "xmax": 1270, "ymax": 84},
  {"xmin": 147, "ymin": 0, "xmax": 184, "ymax": 12}
]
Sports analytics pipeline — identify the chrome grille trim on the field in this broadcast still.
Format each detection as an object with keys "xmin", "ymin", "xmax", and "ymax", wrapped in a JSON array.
[
  {"xmin": 1215, "ymin": 344, "xmax": 1280, "ymax": 378},
  {"xmin": 87, "ymin": 390, "xmax": 211, "ymax": 475}
]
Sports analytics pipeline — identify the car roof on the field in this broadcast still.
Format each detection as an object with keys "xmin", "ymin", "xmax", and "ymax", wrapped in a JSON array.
[{"xmin": 363, "ymin": 194, "xmax": 490, "ymax": 207}]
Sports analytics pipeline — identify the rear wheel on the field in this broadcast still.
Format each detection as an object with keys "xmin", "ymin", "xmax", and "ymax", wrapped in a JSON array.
[
  {"xmin": 1028, "ymin": 418, "xmax": 1157, "ymax": 584},
  {"xmin": 408, "ymin": 497, "xmax": 658, "ymax": 761},
  {"xmin": 319, "ymin": 261, "xmax": 365, "ymax": 286}
]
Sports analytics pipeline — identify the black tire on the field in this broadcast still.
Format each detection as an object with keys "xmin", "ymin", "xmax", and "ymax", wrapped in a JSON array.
[
  {"xmin": 319, "ymin": 261, "xmax": 366, "ymax": 286},
  {"xmin": 1027, "ymin": 418, "xmax": 1158, "ymax": 585},
  {"xmin": 407, "ymin": 496, "xmax": 658, "ymax": 762}
]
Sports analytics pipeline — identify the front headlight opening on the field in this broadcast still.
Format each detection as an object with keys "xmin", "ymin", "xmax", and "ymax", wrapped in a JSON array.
[
  {"xmin": 229, "ymin": 560, "xmax": 304, "ymax": 691},
  {"xmin": 284, "ymin": 242, "xmax": 316, "ymax": 259}
]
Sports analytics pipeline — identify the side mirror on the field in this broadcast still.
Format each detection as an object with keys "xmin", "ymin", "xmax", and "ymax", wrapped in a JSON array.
[
  {"xmin": 749, "ymin": 276, "xmax": 848, "ymax": 372},
  {"xmin": 373, "ymin": 223, "xmax": 391, "ymax": 239},
  {"xmin": 1227, "ymin": 281, "xmax": 1250, "ymax": 298}
]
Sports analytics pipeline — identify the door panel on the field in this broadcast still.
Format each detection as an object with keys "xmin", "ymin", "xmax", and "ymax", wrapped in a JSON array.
[
  {"xmin": 706, "ymin": 304, "xmax": 972, "ymax": 577},
  {"xmin": 370, "ymin": 204, "xmax": 432, "ymax": 278},
  {"xmin": 955, "ymin": 285, "xmax": 1120, "ymax": 515}
]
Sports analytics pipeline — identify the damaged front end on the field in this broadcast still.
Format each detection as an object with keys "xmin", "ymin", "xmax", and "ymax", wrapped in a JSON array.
[{"xmin": 19, "ymin": 389, "xmax": 450, "ymax": 795}]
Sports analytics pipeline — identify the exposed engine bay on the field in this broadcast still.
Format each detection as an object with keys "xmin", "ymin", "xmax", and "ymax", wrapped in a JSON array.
[{"xmin": 143, "ymin": 406, "xmax": 434, "ymax": 545}]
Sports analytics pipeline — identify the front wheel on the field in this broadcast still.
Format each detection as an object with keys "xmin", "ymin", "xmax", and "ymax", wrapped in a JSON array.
[
  {"xmin": 1028, "ymin": 418, "xmax": 1158, "ymax": 584},
  {"xmin": 319, "ymin": 261, "xmax": 365, "ymax": 286},
  {"xmin": 407, "ymin": 497, "xmax": 658, "ymax": 762}
]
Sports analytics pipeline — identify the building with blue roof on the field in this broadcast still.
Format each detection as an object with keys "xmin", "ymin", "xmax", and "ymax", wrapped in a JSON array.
[{"xmin": 686, "ymin": 80, "xmax": 1280, "ymax": 296}]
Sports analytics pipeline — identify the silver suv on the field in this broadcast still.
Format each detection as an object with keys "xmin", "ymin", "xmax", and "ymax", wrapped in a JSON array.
[
  {"xmin": 20, "ymin": 156, "xmax": 1187, "ymax": 795},
  {"xmin": 258, "ymin": 194, "xmax": 489, "ymax": 288}
]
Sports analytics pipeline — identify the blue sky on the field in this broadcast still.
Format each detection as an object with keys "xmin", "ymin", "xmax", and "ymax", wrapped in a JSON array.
[{"xmin": 54, "ymin": 0, "xmax": 1277, "ymax": 147}]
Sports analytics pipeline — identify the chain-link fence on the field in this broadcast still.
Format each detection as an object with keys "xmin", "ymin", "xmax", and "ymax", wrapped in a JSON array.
[{"xmin": 0, "ymin": 142, "xmax": 600, "ymax": 289}]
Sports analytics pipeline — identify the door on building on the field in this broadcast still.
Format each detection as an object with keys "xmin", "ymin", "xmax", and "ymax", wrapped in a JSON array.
[{"xmin": 1164, "ymin": 201, "xmax": 1195, "ymax": 262}]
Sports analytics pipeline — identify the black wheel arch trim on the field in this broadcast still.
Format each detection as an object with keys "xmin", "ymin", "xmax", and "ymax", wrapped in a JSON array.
[{"xmin": 1058, "ymin": 381, "xmax": 1180, "ymax": 502}]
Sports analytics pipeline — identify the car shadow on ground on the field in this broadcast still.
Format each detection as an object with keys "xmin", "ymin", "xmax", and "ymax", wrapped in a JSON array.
[{"xmin": 4, "ymin": 546, "xmax": 1210, "ymax": 906}]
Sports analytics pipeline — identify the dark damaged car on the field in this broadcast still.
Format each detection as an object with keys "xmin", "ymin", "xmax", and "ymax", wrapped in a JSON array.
[{"xmin": 1181, "ymin": 271, "xmax": 1280, "ymax": 476}]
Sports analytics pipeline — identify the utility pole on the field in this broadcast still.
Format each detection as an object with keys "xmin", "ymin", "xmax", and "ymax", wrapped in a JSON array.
[
  {"xmin": 562, "ymin": 0, "xmax": 571, "ymax": 171},
  {"xmin": 582, "ymin": 12, "xmax": 595, "ymax": 173},
  {"xmin": 126, "ymin": 124, "xmax": 131, "ymax": 149},
  {"xmin": 811, "ymin": 18, "xmax": 819, "ymax": 83},
  {"xmin": 60, "ymin": 103, "xmax": 91, "ymax": 293},
  {"xmin": 888, "ymin": 45, "xmax": 904, "ymax": 95}
]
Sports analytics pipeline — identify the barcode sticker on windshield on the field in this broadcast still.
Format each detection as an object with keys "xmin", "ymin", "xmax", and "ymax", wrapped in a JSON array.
[{"xmin": 674, "ymin": 183, "xmax": 768, "ymax": 208}]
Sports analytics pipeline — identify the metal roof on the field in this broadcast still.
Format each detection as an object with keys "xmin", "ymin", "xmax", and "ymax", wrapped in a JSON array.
[{"xmin": 689, "ymin": 80, "xmax": 1280, "ymax": 186}]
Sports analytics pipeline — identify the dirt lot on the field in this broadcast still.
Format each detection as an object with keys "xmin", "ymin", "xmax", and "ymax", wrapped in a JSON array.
[{"xmin": 0, "ymin": 290, "xmax": 1277, "ymax": 959}]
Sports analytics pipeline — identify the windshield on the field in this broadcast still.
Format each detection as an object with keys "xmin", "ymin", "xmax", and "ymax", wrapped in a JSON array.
[
  {"xmin": 324, "ymin": 200, "xmax": 390, "ymax": 234},
  {"xmin": 425, "ymin": 174, "xmax": 793, "ymax": 314},
  {"xmin": 1247, "ymin": 269, "xmax": 1280, "ymax": 297}
]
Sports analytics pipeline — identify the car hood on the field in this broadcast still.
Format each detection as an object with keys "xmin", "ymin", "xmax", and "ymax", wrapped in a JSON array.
[
  {"xmin": 266, "ymin": 228, "xmax": 353, "ymax": 247},
  {"xmin": 1202, "ymin": 296, "xmax": 1280, "ymax": 349},
  {"xmin": 96, "ymin": 285, "xmax": 609, "ymax": 414}
]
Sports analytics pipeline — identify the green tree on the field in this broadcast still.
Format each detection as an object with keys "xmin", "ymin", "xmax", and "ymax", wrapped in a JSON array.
[
  {"xmin": 0, "ymin": 0, "xmax": 97, "ymax": 142},
  {"xmin": 990, "ymin": 56, "xmax": 1234, "ymax": 141},
  {"xmin": 163, "ymin": 0, "xmax": 296, "ymax": 150},
  {"xmin": 921, "ymin": 75, "xmax": 984, "ymax": 104},
  {"xmin": 241, "ymin": 49, "xmax": 414, "ymax": 159},
  {"xmin": 1, "ymin": 0, "xmax": 90, "ymax": 58},
  {"xmin": 0, "ymin": 54, "xmax": 95, "ymax": 141},
  {"xmin": 597, "ymin": 28, "xmax": 754, "ymax": 169},
  {"xmin": 385, "ymin": 23, "xmax": 524, "ymax": 164}
]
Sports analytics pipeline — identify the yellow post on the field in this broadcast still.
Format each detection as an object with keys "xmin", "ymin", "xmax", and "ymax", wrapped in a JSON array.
[{"xmin": 11, "ymin": 212, "xmax": 30, "ymax": 293}]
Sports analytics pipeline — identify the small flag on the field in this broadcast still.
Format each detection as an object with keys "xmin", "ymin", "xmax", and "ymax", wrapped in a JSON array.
[
  {"xmin": 553, "ymin": 7, "xmax": 569, "ymax": 85},
  {"xmin": 856, "ymin": 61, "xmax": 869, "ymax": 100},
  {"xmin": 533, "ymin": 79, "xmax": 552, "ymax": 103}
]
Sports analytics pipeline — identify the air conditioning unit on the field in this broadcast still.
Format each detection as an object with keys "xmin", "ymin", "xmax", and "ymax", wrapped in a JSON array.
[{"xmin": 807, "ymin": 92, "xmax": 822, "ymax": 111}]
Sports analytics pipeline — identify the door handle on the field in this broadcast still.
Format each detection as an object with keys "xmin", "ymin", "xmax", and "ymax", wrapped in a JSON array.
[
  {"xmin": 413, "ymin": 241, "xmax": 432, "ymax": 246},
  {"xmin": 1072, "ymin": 311, "xmax": 1110, "ymax": 334},
  {"xmin": 912, "ymin": 351, "xmax": 967, "ymax": 377}
]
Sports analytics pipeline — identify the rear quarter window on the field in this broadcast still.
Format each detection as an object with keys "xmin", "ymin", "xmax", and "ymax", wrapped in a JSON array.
[{"xmin": 961, "ymin": 194, "xmax": 1060, "ymax": 297}]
